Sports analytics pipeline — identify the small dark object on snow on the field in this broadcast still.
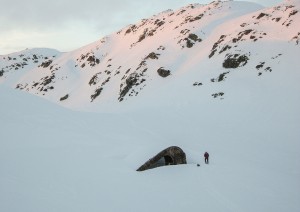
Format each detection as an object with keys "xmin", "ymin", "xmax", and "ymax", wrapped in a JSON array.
[
  {"xmin": 197, "ymin": 164, "xmax": 200, "ymax": 167},
  {"xmin": 60, "ymin": 94, "xmax": 69, "ymax": 101},
  {"xmin": 157, "ymin": 67, "xmax": 171, "ymax": 77},
  {"xmin": 137, "ymin": 146, "xmax": 187, "ymax": 171},
  {"xmin": 204, "ymin": 152, "xmax": 209, "ymax": 164}
]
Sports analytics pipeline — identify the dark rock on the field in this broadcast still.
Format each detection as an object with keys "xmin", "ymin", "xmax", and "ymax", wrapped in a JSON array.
[
  {"xmin": 101, "ymin": 77, "xmax": 111, "ymax": 86},
  {"xmin": 223, "ymin": 54, "xmax": 249, "ymax": 69},
  {"xmin": 138, "ymin": 29, "xmax": 148, "ymax": 43},
  {"xmin": 125, "ymin": 28, "xmax": 131, "ymax": 34},
  {"xmin": 219, "ymin": 45, "xmax": 231, "ymax": 54},
  {"xmin": 184, "ymin": 34, "xmax": 202, "ymax": 48},
  {"xmin": 89, "ymin": 73, "xmax": 100, "ymax": 86},
  {"xmin": 193, "ymin": 82, "xmax": 202, "ymax": 86},
  {"xmin": 154, "ymin": 19, "xmax": 165, "ymax": 27},
  {"xmin": 60, "ymin": 94, "xmax": 69, "ymax": 101},
  {"xmin": 212, "ymin": 92, "xmax": 224, "ymax": 98},
  {"xmin": 265, "ymin": 67, "xmax": 272, "ymax": 72},
  {"xmin": 188, "ymin": 33, "xmax": 200, "ymax": 42},
  {"xmin": 42, "ymin": 74, "xmax": 55, "ymax": 86},
  {"xmin": 256, "ymin": 62, "xmax": 265, "ymax": 69},
  {"xmin": 119, "ymin": 73, "xmax": 139, "ymax": 101},
  {"xmin": 136, "ymin": 60, "xmax": 146, "ymax": 70},
  {"xmin": 180, "ymin": 29, "xmax": 190, "ymax": 35},
  {"xmin": 212, "ymin": 72, "xmax": 229, "ymax": 82},
  {"xmin": 256, "ymin": 13, "xmax": 268, "ymax": 19},
  {"xmin": 91, "ymin": 87, "xmax": 103, "ymax": 102},
  {"xmin": 209, "ymin": 35, "xmax": 226, "ymax": 58},
  {"xmin": 148, "ymin": 29, "xmax": 156, "ymax": 36},
  {"xmin": 40, "ymin": 60, "xmax": 52, "ymax": 68},
  {"xmin": 157, "ymin": 67, "xmax": 171, "ymax": 77},
  {"xmin": 190, "ymin": 14, "xmax": 203, "ymax": 22},
  {"xmin": 145, "ymin": 52, "xmax": 160, "ymax": 60},
  {"xmin": 186, "ymin": 39, "xmax": 194, "ymax": 48},
  {"xmin": 126, "ymin": 73, "xmax": 138, "ymax": 86},
  {"xmin": 137, "ymin": 146, "xmax": 187, "ymax": 171},
  {"xmin": 289, "ymin": 10, "xmax": 298, "ymax": 18}
]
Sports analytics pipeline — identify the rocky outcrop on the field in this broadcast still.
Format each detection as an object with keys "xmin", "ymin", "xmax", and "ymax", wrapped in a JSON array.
[
  {"xmin": 60, "ymin": 94, "xmax": 69, "ymax": 101},
  {"xmin": 39, "ymin": 60, "xmax": 53, "ymax": 68},
  {"xmin": 145, "ymin": 52, "xmax": 160, "ymax": 60},
  {"xmin": 157, "ymin": 67, "xmax": 171, "ymax": 77},
  {"xmin": 137, "ymin": 146, "xmax": 187, "ymax": 171},
  {"xmin": 119, "ymin": 73, "xmax": 139, "ymax": 101},
  {"xmin": 91, "ymin": 87, "xmax": 103, "ymax": 102},
  {"xmin": 223, "ymin": 54, "xmax": 249, "ymax": 68}
]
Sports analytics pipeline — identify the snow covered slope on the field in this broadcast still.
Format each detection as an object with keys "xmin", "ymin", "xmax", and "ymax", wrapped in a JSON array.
[
  {"xmin": 1, "ymin": 0, "xmax": 299, "ymax": 112},
  {"xmin": 0, "ymin": 70, "xmax": 299, "ymax": 211},
  {"xmin": 0, "ymin": 1, "xmax": 300, "ymax": 212}
]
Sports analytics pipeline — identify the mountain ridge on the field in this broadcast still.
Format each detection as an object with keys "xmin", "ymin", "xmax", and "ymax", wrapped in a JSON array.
[{"xmin": 0, "ymin": 0, "xmax": 299, "ymax": 112}]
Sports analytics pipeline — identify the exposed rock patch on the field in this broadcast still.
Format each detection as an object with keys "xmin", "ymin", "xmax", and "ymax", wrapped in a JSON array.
[
  {"xmin": 178, "ymin": 33, "xmax": 202, "ymax": 48},
  {"xmin": 91, "ymin": 87, "xmax": 103, "ymax": 102},
  {"xmin": 157, "ymin": 67, "xmax": 171, "ymax": 77},
  {"xmin": 223, "ymin": 54, "xmax": 249, "ymax": 69},
  {"xmin": 119, "ymin": 73, "xmax": 140, "ymax": 101},
  {"xmin": 256, "ymin": 13, "xmax": 269, "ymax": 19},
  {"xmin": 76, "ymin": 52, "xmax": 100, "ymax": 68},
  {"xmin": 89, "ymin": 73, "xmax": 101, "ymax": 86},
  {"xmin": 212, "ymin": 92, "xmax": 224, "ymax": 98},
  {"xmin": 193, "ymin": 82, "xmax": 202, "ymax": 86},
  {"xmin": 137, "ymin": 146, "xmax": 187, "ymax": 171},
  {"xmin": 209, "ymin": 35, "xmax": 226, "ymax": 58},
  {"xmin": 145, "ymin": 52, "xmax": 160, "ymax": 60},
  {"xmin": 60, "ymin": 94, "xmax": 69, "ymax": 101},
  {"xmin": 291, "ymin": 32, "xmax": 300, "ymax": 45},
  {"xmin": 39, "ymin": 60, "xmax": 53, "ymax": 68},
  {"xmin": 211, "ymin": 72, "xmax": 230, "ymax": 82}
]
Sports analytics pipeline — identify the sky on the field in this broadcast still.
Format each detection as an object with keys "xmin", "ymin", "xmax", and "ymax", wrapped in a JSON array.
[{"xmin": 0, "ymin": 0, "xmax": 283, "ymax": 55}]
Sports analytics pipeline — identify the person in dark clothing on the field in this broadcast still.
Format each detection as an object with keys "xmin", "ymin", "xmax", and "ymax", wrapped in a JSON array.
[{"xmin": 204, "ymin": 152, "xmax": 209, "ymax": 164}]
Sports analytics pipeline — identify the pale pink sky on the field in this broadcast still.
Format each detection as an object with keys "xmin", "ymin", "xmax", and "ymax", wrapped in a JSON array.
[{"xmin": 0, "ymin": 0, "xmax": 282, "ymax": 55}]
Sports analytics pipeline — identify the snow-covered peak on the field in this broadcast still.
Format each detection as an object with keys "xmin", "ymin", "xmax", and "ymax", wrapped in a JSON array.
[{"xmin": 0, "ymin": 0, "xmax": 299, "ymax": 112}]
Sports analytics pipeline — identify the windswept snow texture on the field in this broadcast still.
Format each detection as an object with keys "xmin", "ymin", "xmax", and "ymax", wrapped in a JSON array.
[{"xmin": 1, "ymin": 0, "xmax": 300, "ymax": 212}]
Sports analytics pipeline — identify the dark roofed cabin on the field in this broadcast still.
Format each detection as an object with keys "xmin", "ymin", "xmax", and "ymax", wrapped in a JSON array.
[{"xmin": 137, "ymin": 146, "xmax": 187, "ymax": 171}]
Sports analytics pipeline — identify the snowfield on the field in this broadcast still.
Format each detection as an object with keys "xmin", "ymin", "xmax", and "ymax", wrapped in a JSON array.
[
  {"xmin": 1, "ymin": 78, "xmax": 299, "ymax": 212},
  {"xmin": 1, "ymin": 0, "xmax": 300, "ymax": 211}
]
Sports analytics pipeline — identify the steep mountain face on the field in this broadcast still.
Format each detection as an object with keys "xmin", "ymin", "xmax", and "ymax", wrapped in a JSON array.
[{"xmin": 0, "ymin": 0, "xmax": 299, "ymax": 111}]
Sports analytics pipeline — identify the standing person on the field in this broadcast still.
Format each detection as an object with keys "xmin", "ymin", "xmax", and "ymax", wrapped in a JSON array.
[{"xmin": 204, "ymin": 152, "xmax": 209, "ymax": 164}]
